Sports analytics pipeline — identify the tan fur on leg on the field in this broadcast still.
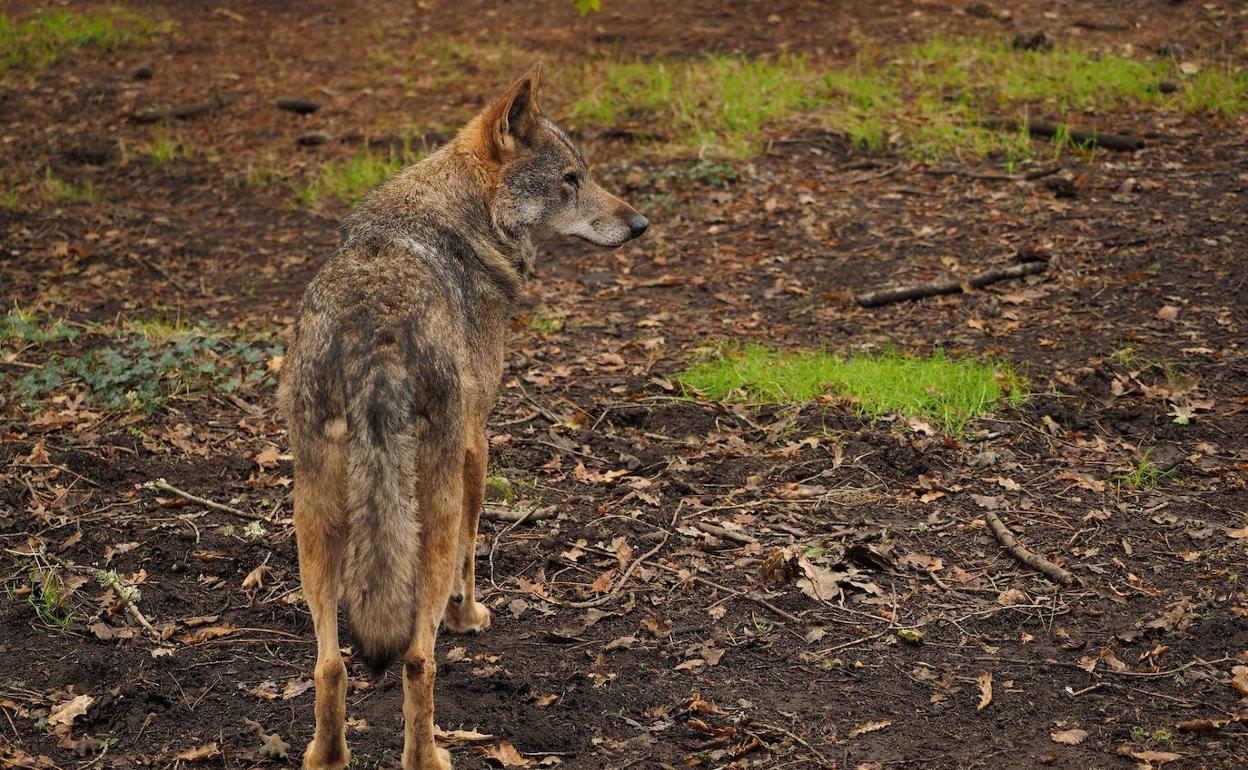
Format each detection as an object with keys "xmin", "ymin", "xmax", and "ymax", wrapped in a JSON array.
[
  {"xmin": 402, "ymin": 456, "xmax": 461, "ymax": 770},
  {"xmin": 295, "ymin": 442, "xmax": 351, "ymax": 770},
  {"xmin": 444, "ymin": 429, "xmax": 491, "ymax": 634}
]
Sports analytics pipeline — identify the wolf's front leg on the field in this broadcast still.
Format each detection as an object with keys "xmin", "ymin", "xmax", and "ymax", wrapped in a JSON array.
[
  {"xmin": 443, "ymin": 430, "xmax": 491, "ymax": 634},
  {"xmin": 404, "ymin": 457, "xmax": 461, "ymax": 770}
]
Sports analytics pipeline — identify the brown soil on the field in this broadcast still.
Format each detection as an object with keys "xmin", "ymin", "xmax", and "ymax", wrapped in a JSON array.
[{"xmin": 2, "ymin": 1, "xmax": 1246, "ymax": 769}]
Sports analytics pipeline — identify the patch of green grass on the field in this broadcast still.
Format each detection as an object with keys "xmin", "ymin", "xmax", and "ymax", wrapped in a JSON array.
[
  {"xmin": 1115, "ymin": 448, "xmax": 1170, "ymax": 489},
  {"xmin": 677, "ymin": 346, "xmax": 1024, "ymax": 432},
  {"xmin": 147, "ymin": 133, "xmax": 191, "ymax": 170},
  {"xmin": 10, "ymin": 318, "xmax": 284, "ymax": 413},
  {"xmin": 21, "ymin": 573, "xmax": 74, "ymax": 631},
  {"xmin": 1181, "ymin": 68, "xmax": 1248, "ymax": 117},
  {"xmin": 1, "ymin": 186, "xmax": 18, "ymax": 210},
  {"xmin": 298, "ymin": 142, "xmax": 426, "ymax": 206},
  {"xmin": 1132, "ymin": 726, "xmax": 1173, "ymax": 745},
  {"xmin": 570, "ymin": 39, "xmax": 1245, "ymax": 161},
  {"xmin": 43, "ymin": 171, "xmax": 95, "ymax": 203},
  {"xmin": 2, "ymin": 310, "xmax": 81, "ymax": 345},
  {"xmin": 527, "ymin": 309, "xmax": 566, "ymax": 333},
  {"xmin": 0, "ymin": 6, "xmax": 169, "ymax": 71},
  {"xmin": 572, "ymin": 55, "xmax": 818, "ymax": 157}
]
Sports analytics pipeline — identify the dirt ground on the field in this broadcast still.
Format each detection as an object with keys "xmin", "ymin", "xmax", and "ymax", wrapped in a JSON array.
[{"xmin": 2, "ymin": 1, "xmax": 1247, "ymax": 769}]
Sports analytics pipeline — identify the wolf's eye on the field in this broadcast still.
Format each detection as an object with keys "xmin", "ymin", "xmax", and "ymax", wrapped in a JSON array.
[{"xmin": 562, "ymin": 172, "xmax": 580, "ymax": 189}]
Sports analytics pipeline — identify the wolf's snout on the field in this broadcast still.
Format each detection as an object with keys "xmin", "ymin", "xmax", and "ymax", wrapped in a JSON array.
[{"xmin": 627, "ymin": 213, "xmax": 649, "ymax": 238}]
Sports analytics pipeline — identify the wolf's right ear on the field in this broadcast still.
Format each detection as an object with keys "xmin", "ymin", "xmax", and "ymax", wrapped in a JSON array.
[{"xmin": 479, "ymin": 63, "xmax": 543, "ymax": 161}]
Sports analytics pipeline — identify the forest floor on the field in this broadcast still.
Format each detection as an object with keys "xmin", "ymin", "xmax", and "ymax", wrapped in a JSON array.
[{"xmin": 1, "ymin": 1, "xmax": 1246, "ymax": 769}]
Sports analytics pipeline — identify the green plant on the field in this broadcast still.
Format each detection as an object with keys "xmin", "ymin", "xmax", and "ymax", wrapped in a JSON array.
[
  {"xmin": 147, "ymin": 133, "xmax": 191, "ymax": 170},
  {"xmin": 43, "ymin": 171, "xmax": 95, "ymax": 203},
  {"xmin": 298, "ymin": 141, "xmax": 426, "ymax": 206},
  {"xmin": 1114, "ymin": 448, "xmax": 1170, "ymax": 489},
  {"xmin": 1, "ymin": 310, "xmax": 80, "ymax": 345},
  {"xmin": 677, "ymin": 346, "xmax": 1024, "ymax": 433},
  {"xmin": 12, "ymin": 321, "xmax": 284, "ymax": 413},
  {"xmin": 0, "ymin": 6, "xmax": 170, "ymax": 70},
  {"xmin": 24, "ymin": 573, "xmax": 74, "ymax": 631}
]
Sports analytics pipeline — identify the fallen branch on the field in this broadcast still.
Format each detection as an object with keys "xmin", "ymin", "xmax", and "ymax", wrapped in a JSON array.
[
  {"xmin": 144, "ymin": 478, "xmax": 269, "ymax": 522},
  {"xmin": 483, "ymin": 506, "xmax": 557, "ymax": 524},
  {"xmin": 132, "ymin": 93, "xmax": 244, "ymax": 123},
  {"xmin": 981, "ymin": 118, "xmax": 1145, "ymax": 152},
  {"xmin": 855, "ymin": 261, "xmax": 1047, "ymax": 307},
  {"xmin": 983, "ymin": 510, "xmax": 1074, "ymax": 585}
]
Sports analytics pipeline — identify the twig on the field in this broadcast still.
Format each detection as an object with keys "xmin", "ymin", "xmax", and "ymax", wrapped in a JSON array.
[
  {"xmin": 127, "ymin": 601, "xmax": 161, "ymax": 640},
  {"xmin": 983, "ymin": 510, "xmax": 1074, "ymax": 585},
  {"xmin": 144, "ymin": 478, "xmax": 269, "ymax": 522},
  {"xmin": 552, "ymin": 533, "xmax": 670, "ymax": 609},
  {"xmin": 981, "ymin": 118, "xmax": 1145, "ymax": 152},
  {"xmin": 482, "ymin": 506, "xmax": 557, "ymax": 524},
  {"xmin": 922, "ymin": 165, "xmax": 1062, "ymax": 182},
  {"xmin": 693, "ymin": 521, "xmax": 757, "ymax": 545},
  {"xmin": 855, "ymin": 261, "xmax": 1047, "ymax": 307},
  {"xmin": 750, "ymin": 721, "xmax": 835, "ymax": 769},
  {"xmin": 132, "ymin": 92, "xmax": 244, "ymax": 123}
]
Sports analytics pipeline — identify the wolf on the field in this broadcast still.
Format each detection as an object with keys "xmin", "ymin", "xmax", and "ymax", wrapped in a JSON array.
[{"xmin": 278, "ymin": 64, "xmax": 647, "ymax": 770}]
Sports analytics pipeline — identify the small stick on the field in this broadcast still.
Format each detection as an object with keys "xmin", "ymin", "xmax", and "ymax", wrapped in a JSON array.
[
  {"xmin": 144, "ymin": 478, "xmax": 269, "ymax": 522},
  {"xmin": 482, "ymin": 506, "xmax": 557, "ymax": 524},
  {"xmin": 855, "ymin": 261, "xmax": 1047, "ymax": 307},
  {"xmin": 693, "ymin": 521, "xmax": 757, "ymax": 545},
  {"xmin": 983, "ymin": 510, "xmax": 1074, "ymax": 585},
  {"xmin": 750, "ymin": 721, "xmax": 835, "ymax": 769},
  {"xmin": 981, "ymin": 118, "xmax": 1145, "ymax": 152},
  {"xmin": 132, "ymin": 93, "xmax": 244, "ymax": 123},
  {"xmin": 553, "ymin": 534, "xmax": 670, "ymax": 609},
  {"xmin": 127, "ymin": 601, "xmax": 161, "ymax": 640}
]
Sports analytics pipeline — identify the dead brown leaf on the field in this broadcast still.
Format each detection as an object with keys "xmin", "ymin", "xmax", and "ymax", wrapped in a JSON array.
[
  {"xmin": 976, "ymin": 672, "xmax": 993, "ymax": 711},
  {"xmin": 1050, "ymin": 728, "xmax": 1087, "ymax": 745},
  {"xmin": 476, "ymin": 741, "xmax": 534, "ymax": 767}
]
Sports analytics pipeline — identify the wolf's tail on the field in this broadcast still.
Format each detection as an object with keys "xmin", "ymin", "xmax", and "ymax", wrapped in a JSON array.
[{"xmin": 341, "ymin": 357, "xmax": 420, "ymax": 674}]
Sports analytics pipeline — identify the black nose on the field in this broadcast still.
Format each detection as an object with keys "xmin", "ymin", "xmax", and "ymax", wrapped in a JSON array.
[{"xmin": 628, "ymin": 214, "xmax": 649, "ymax": 238}]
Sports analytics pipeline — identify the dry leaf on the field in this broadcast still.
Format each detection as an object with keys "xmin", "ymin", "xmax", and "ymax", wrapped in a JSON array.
[
  {"xmin": 47, "ymin": 694, "xmax": 94, "ymax": 728},
  {"xmin": 281, "ymin": 678, "xmax": 314, "ymax": 699},
  {"xmin": 996, "ymin": 588, "xmax": 1027, "ymax": 606},
  {"xmin": 254, "ymin": 443, "xmax": 281, "ymax": 469},
  {"xmin": 1050, "ymin": 728, "xmax": 1087, "ymax": 745},
  {"xmin": 435, "ymin": 726, "xmax": 494, "ymax": 745},
  {"xmin": 1231, "ymin": 666, "xmax": 1248, "ymax": 697},
  {"xmin": 848, "ymin": 719, "xmax": 891, "ymax": 738},
  {"xmin": 976, "ymin": 672, "xmax": 993, "ymax": 710},
  {"xmin": 259, "ymin": 732, "xmax": 290, "ymax": 760},
  {"xmin": 174, "ymin": 743, "xmax": 220, "ymax": 761},
  {"xmin": 242, "ymin": 564, "xmax": 272, "ymax": 590},
  {"xmin": 477, "ymin": 740, "xmax": 534, "ymax": 767}
]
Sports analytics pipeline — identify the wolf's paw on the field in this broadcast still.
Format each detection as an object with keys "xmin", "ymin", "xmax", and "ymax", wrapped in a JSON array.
[
  {"xmin": 443, "ymin": 598, "xmax": 491, "ymax": 634},
  {"xmin": 302, "ymin": 738, "xmax": 350, "ymax": 770},
  {"xmin": 403, "ymin": 745, "xmax": 452, "ymax": 770}
]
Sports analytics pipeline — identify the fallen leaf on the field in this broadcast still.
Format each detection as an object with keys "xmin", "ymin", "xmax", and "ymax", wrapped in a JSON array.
[
  {"xmin": 1050, "ymin": 728, "xmax": 1087, "ymax": 745},
  {"xmin": 476, "ymin": 741, "xmax": 534, "ymax": 767},
  {"xmin": 1231, "ymin": 666, "xmax": 1248, "ymax": 697},
  {"xmin": 997, "ymin": 588, "xmax": 1027, "ymax": 606},
  {"xmin": 282, "ymin": 678, "xmax": 314, "ymax": 699},
  {"xmin": 848, "ymin": 719, "xmax": 891, "ymax": 738},
  {"xmin": 259, "ymin": 732, "xmax": 290, "ymax": 760},
  {"xmin": 976, "ymin": 672, "xmax": 993, "ymax": 711},
  {"xmin": 255, "ymin": 443, "xmax": 281, "ymax": 469},
  {"xmin": 174, "ymin": 743, "xmax": 220, "ymax": 761},
  {"xmin": 436, "ymin": 726, "xmax": 494, "ymax": 745},
  {"xmin": 242, "ymin": 563, "xmax": 272, "ymax": 590},
  {"xmin": 47, "ymin": 694, "xmax": 94, "ymax": 728}
]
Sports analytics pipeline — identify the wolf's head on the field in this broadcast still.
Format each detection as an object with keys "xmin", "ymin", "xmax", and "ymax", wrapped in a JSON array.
[{"xmin": 466, "ymin": 64, "xmax": 648, "ymax": 249}]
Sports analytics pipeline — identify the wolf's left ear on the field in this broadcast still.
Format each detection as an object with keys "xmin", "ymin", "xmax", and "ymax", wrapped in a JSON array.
[{"xmin": 484, "ymin": 63, "xmax": 543, "ymax": 158}]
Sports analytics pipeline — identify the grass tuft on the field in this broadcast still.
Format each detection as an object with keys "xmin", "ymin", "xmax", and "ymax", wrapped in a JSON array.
[
  {"xmin": 298, "ymin": 143, "xmax": 426, "ymax": 206},
  {"xmin": 677, "ymin": 346, "xmax": 1024, "ymax": 432},
  {"xmin": 0, "ymin": 6, "xmax": 169, "ymax": 70},
  {"xmin": 569, "ymin": 39, "xmax": 1246, "ymax": 161}
]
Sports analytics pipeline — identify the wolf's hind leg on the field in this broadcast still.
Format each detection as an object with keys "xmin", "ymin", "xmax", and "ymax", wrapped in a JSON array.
[
  {"xmin": 295, "ymin": 438, "xmax": 351, "ymax": 770},
  {"xmin": 444, "ymin": 429, "xmax": 491, "ymax": 634},
  {"xmin": 402, "ymin": 452, "xmax": 461, "ymax": 770}
]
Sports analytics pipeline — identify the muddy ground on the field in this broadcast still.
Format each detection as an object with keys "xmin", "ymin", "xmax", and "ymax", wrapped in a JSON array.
[{"xmin": 1, "ymin": 1, "xmax": 1246, "ymax": 769}]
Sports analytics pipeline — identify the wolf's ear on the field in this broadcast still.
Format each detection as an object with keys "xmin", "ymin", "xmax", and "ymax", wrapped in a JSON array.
[{"xmin": 482, "ymin": 63, "xmax": 543, "ymax": 159}]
